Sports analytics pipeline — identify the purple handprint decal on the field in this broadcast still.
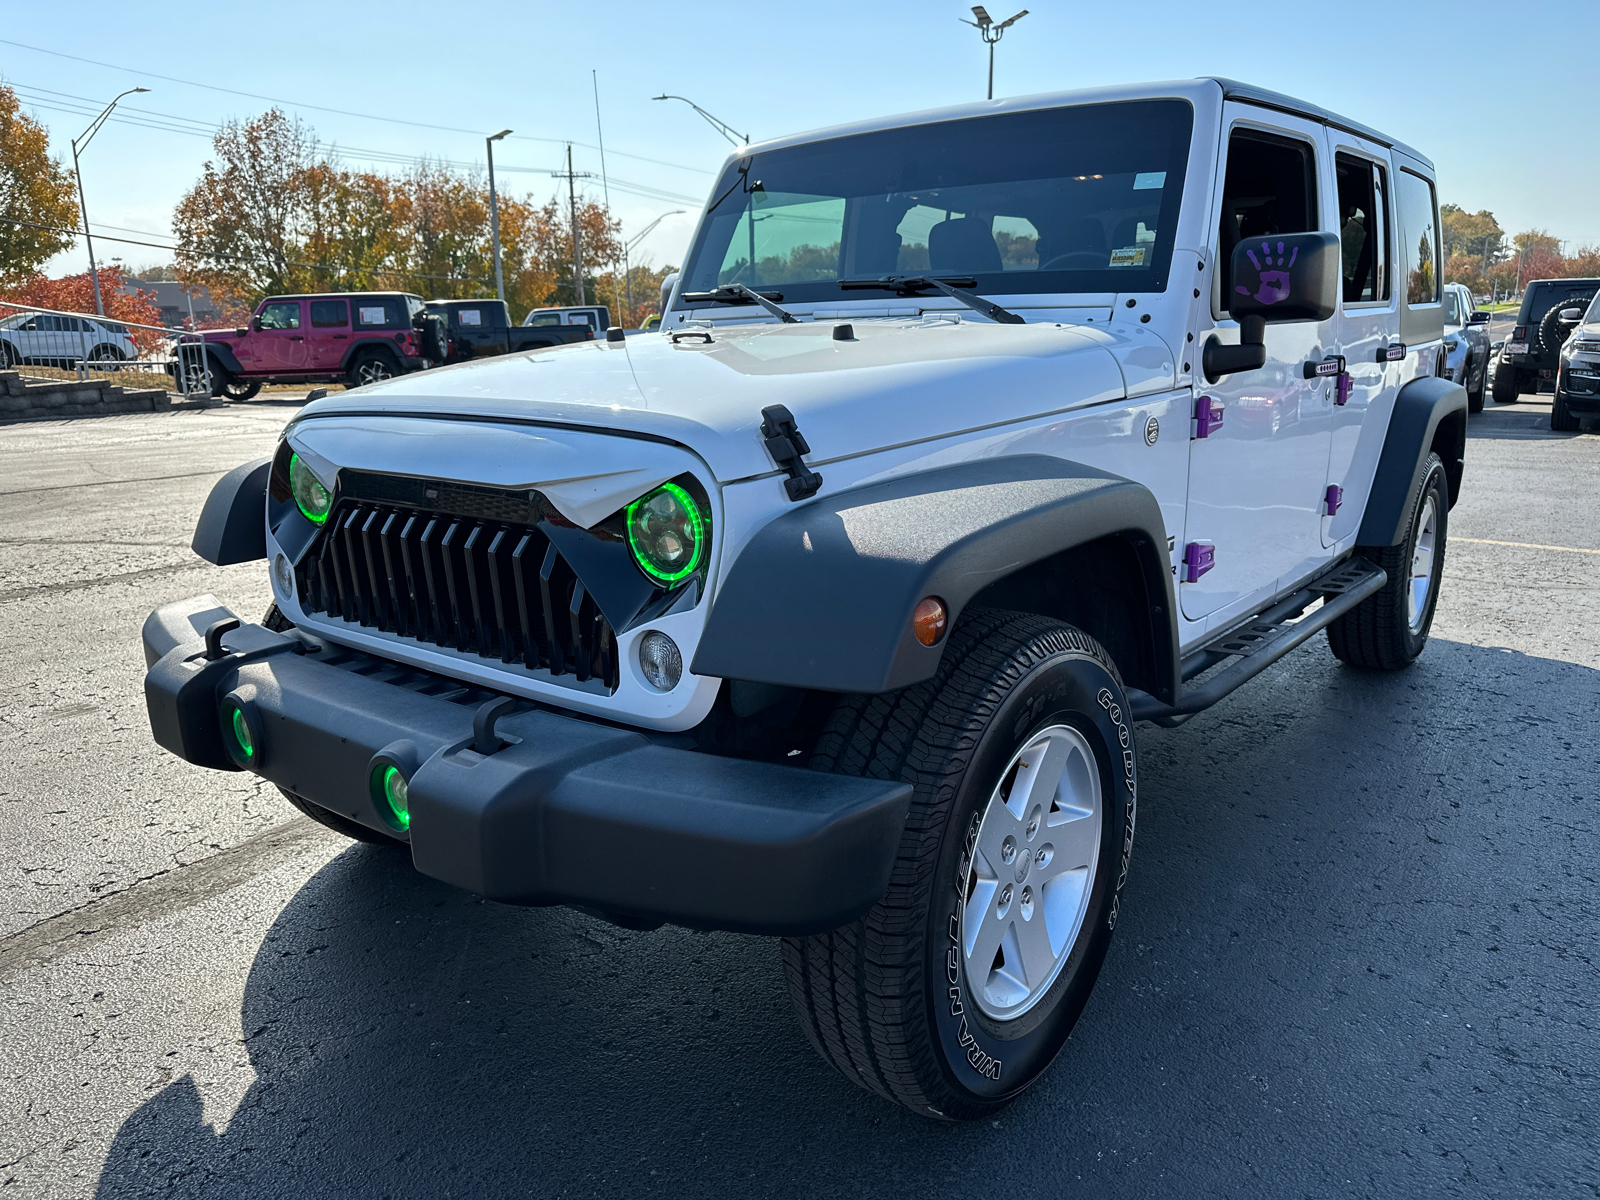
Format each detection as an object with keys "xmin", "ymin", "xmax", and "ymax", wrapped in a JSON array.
[{"xmin": 1235, "ymin": 240, "xmax": 1298, "ymax": 306}]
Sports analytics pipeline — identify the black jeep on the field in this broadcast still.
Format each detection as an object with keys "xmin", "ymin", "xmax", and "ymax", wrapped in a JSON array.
[{"xmin": 1492, "ymin": 277, "xmax": 1600, "ymax": 403}]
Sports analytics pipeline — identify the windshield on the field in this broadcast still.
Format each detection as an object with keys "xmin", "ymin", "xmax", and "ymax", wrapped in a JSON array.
[
  {"xmin": 1586, "ymin": 293, "xmax": 1600, "ymax": 324},
  {"xmin": 676, "ymin": 99, "xmax": 1194, "ymax": 308}
]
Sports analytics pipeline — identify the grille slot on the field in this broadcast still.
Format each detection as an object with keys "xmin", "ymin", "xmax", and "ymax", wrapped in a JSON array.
[{"xmin": 298, "ymin": 500, "xmax": 618, "ymax": 691}]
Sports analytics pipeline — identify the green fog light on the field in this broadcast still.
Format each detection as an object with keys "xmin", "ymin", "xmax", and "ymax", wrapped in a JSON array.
[
  {"xmin": 374, "ymin": 764, "xmax": 410, "ymax": 831},
  {"xmin": 289, "ymin": 452, "xmax": 332, "ymax": 525},
  {"xmin": 229, "ymin": 707, "xmax": 254, "ymax": 759}
]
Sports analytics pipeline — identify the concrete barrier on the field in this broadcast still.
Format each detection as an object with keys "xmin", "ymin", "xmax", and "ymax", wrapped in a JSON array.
[{"xmin": 0, "ymin": 370, "xmax": 200, "ymax": 422}]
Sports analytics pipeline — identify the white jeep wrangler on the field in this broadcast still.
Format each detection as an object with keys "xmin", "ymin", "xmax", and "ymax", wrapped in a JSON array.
[{"xmin": 143, "ymin": 77, "xmax": 1465, "ymax": 1121}]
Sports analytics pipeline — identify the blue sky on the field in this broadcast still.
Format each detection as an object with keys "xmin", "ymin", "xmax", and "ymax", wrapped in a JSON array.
[{"xmin": 6, "ymin": 0, "xmax": 1597, "ymax": 281}]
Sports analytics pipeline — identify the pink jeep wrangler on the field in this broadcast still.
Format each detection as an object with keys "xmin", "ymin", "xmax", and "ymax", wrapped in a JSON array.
[{"xmin": 178, "ymin": 291, "xmax": 448, "ymax": 399}]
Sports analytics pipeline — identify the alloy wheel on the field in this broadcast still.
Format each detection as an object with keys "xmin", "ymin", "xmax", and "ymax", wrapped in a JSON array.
[
  {"xmin": 1408, "ymin": 492, "xmax": 1439, "ymax": 631},
  {"xmin": 961, "ymin": 723, "xmax": 1103, "ymax": 1022}
]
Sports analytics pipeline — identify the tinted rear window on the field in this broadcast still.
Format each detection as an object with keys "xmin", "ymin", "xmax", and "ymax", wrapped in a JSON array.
[
  {"xmin": 354, "ymin": 298, "xmax": 407, "ymax": 329},
  {"xmin": 1525, "ymin": 282, "xmax": 1600, "ymax": 322}
]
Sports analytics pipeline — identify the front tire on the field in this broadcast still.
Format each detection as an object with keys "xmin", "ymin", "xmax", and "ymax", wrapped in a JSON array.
[
  {"xmin": 783, "ymin": 611, "xmax": 1137, "ymax": 1121},
  {"xmin": 1551, "ymin": 388, "xmax": 1581, "ymax": 432},
  {"xmin": 1327, "ymin": 452, "xmax": 1449, "ymax": 670}
]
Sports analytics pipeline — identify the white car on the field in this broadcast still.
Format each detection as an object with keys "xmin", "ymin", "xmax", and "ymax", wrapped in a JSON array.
[
  {"xmin": 144, "ymin": 77, "xmax": 1466, "ymax": 1122},
  {"xmin": 0, "ymin": 312, "xmax": 137, "ymax": 367}
]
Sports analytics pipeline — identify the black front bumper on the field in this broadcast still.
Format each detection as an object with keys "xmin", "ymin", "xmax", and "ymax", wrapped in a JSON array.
[{"xmin": 142, "ymin": 596, "xmax": 910, "ymax": 935}]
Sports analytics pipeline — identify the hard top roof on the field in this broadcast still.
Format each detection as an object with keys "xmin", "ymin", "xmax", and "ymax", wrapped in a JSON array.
[{"xmin": 737, "ymin": 77, "xmax": 1432, "ymax": 172}]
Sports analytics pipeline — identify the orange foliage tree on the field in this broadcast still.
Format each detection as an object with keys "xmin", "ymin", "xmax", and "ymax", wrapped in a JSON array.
[{"xmin": 3, "ymin": 267, "xmax": 165, "ymax": 352}]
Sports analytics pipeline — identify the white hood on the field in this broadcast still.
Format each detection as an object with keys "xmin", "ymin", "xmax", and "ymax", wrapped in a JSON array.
[{"xmin": 295, "ymin": 317, "xmax": 1168, "ymax": 483}]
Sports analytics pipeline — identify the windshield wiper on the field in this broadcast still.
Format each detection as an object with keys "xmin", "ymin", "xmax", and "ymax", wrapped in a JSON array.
[
  {"xmin": 837, "ymin": 276, "xmax": 1025, "ymax": 325},
  {"xmin": 680, "ymin": 284, "xmax": 799, "ymax": 324}
]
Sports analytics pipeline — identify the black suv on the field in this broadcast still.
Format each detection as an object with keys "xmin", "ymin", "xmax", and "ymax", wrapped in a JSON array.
[{"xmin": 1493, "ymin": 277, "xmax": 1600, "ymax": 403}]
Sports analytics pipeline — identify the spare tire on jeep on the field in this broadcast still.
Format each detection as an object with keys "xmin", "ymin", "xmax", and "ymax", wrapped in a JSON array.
[
  {"xmin": 1539, "ymin": 295, "xmax": 1592, "ymax": 356},
  {"xmin": 416, "ymin": 313, "xmax": 449, "ymax": 361}
]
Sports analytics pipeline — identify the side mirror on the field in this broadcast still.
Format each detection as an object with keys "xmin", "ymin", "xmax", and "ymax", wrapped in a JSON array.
[
  {"xmin": 1468, "ymin": 311, "xmax": 1490, "ymax": 324},
  {"xmin": 250, "ymin": 316, "xmax": 263, "ymax": 331},
  {"xmin": 1205, "ymin": 231, "xmax": 1340, "ymax": 382},
  {"xmin": 1491, "ymin": 340, "xmax": 1504, "ymax": 351},
  {"xmin": 1559, "ymin": 307, "xmax": 1583, "ymax": 324}
]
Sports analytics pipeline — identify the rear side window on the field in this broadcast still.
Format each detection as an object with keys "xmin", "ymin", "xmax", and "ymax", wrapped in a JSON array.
[
  {"xmin": 1334, "ymin": 153, "xmax": 1388, "ymax": 304},
  {"xmin": 1398, "ymin": 170, "xmax": 1439, "ymax": 307},
  {"xmin": 310, "ymin": 300, "xmax": 348, "ymax": 328},
  {"xmin": 354, "ymin": 299, "xmax": 405, "ymax": 329},
  {"xmin": 526, "ymin": 311, "xmax": 560, "ymax": 327},
  {"xmin": 456, "ymin": 308, "xmax": 483, "ymax": 327},
  {"xmin": 1218, "ymin": 129, "xmax": 1319, "ymax": 313}
]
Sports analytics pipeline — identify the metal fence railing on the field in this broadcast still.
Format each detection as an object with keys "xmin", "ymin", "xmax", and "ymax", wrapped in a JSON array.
[{"xmin": 0, "ymin": 300, "xmax": 218, "ymax": 397}]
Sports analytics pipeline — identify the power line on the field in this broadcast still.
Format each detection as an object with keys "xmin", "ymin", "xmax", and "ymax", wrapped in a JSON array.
[
  {"xmin": 0, "ymin": 218, "xmax": 490, "ymax": 284},
  {"xmin": 0, "ymin": 40, "xmax": 713, "ymax": 175},
  {"xmin": 13, "ymin": 85, "xmax": 704, "ymax": 205}
]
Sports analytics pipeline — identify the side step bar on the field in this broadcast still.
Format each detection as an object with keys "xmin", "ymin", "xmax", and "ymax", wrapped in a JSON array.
[{"xmin": 1127, "ymin": 557, "xmax": 1388, "ymax": 726}]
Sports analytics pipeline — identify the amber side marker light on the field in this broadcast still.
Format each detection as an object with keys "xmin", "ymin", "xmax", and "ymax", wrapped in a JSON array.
[{"xmin": 913, "ymin": 596, "xmax": 948, "ymax": 646}]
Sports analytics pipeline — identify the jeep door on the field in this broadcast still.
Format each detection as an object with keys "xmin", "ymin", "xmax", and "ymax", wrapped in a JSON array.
[
  {"xmin": 1183, "ymin": 107, "xmax": 1337, "ymax": 625},
  {"xmin": 253, "ymin": 300, "xmax": 309, "ymax": 372},
  {"xmin": 306, "ymin": 299, "xmax": 350, "ymax": 372},
  {"xmin": 1323, "ymin": 139, "xmax": 1398, "ymax": 547}
]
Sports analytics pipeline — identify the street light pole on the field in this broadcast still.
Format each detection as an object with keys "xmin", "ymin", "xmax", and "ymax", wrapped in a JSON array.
[
  {"xmin": 486, "ymin": 129, "xmax": 512, "ymax": 303},
  {"xmin": 651, "ymin": 95, "xmax": 749, "ymax": 147},
  {"xmin": 959, "ymin": 6, "xmax": 1029, "ymax": 100},
  {"xmin": 622, "ymin": 209, "xmax": 686, "ymax": 324},
  {"xmin": 71, "ymin": 86, "xmax": 149, "ymax": 316}
]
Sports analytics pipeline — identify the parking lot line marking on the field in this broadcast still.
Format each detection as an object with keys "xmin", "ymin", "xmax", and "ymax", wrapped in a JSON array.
[{"xmin": 1455, "ymin": 537, "xmax": 1600, "ymax": 556}]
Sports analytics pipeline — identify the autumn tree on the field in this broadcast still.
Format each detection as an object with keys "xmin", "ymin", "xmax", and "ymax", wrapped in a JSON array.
[
  {"xmin": 0, "ymin": 83, "xmax": 80, "ymax": 289},
  {"xmin": 1440, "ymin": 204, "xmax": 1504, "ymax": 264},
  {"xmin": 5, "ymin": 266, "xmax": 164, "ymax": 351}
]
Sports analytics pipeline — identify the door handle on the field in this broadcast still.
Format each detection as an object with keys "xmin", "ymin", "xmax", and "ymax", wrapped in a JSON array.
[
  {"xmin": 289, "ymin": 335, "xmax": 304, "ymax": 340},
  {"xmin": 333, "ymin": 334, "xmax": 348, "ymax": 339}
]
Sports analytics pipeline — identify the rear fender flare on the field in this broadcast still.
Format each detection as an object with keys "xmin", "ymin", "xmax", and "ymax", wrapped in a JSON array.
[
  {"xmin": 1356, "ymin": 374, "xmax": 1468, "ymax": 546},
  {"xmin": 339, "ymin": 338, "xmax": 404, "ymax": 371},
  {"xmin": 690, "ymin": 455, "xmax": 1179, "ymax": 699}
]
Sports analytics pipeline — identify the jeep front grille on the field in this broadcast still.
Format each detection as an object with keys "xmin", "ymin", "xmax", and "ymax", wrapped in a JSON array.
[{"xmin": 296, "ymin": 500, "xmax": 619, "ymax": 691}]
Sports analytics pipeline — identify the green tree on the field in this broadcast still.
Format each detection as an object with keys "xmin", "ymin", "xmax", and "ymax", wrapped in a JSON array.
[
  {"xmin": 0, "ymin": 83, "xmax": 79, "ymax": 289},
  {"xmin": 1440, "ymin": 204, "xmax": 1504, "ymax": 264}
]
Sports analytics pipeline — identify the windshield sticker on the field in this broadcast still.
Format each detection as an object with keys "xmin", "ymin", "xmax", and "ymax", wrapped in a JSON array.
[
  {"xmin": 1109, "ymin": 246, "xmax": 1148, "ymax": 268},
  {"xmin": 458, "ymin": 309, "xmax": 481, "ymax": 326},
  {"xmin": 358, "ymin": 306, "xmax": 386, "ymax": 325},
  {"xmin": 1133, "ymin": 171, "xmax": 1167, "ymax": 190}
]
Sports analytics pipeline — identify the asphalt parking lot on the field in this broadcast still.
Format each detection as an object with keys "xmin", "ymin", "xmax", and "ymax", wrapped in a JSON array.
[{"xmin": 1, "ymin": 397, "xmax": 1597, "ymax": 1198}]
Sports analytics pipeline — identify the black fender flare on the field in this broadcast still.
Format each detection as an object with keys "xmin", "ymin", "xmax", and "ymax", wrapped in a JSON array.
[
  {"xmin": 191, "ymin": 457, "xmax": 271, "ymax": 565},
  {"xmin": 690, "ymin": 455, "xmax": 1179, "ymax": 698},
  {"xmin": 172, "ymin": 341, "xmax": 243, "ymax": 377},
  {"xmin": 1356, "ymin": 374, "xmax": 1467, "ymax": 547},
  {"xmin": 339, "ymin": 337, "xmax": 404, "ymax": 372}
]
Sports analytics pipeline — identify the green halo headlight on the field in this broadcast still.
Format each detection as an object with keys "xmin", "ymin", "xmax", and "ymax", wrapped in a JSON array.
[
  {"xmin": 372, "ymin": 764, "xmax": 410, "ymax": 831},
  {"xmin": 625, "ymin": 482, "xmax": 705, "ymax": 585},
  {"xmin": 289, "ymin": 453, "xmax": 332, "ymax": 525},
  {"xmin": 229, "ymin": 707, "xmax": 254, "ymax": 760}
]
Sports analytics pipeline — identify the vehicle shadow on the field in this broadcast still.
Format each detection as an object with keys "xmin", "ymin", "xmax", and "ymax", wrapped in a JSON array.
[
  {"xmin": 92, "ymin": 638, "xmax": 1600, "ymax": 1200},
  {"xmin": 1465, "ymin": 401, "xmax": 1583, "ymax": 441}
]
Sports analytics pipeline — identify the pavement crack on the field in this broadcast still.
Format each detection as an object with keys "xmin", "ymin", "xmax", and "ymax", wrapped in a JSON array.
[
  {"xmin": 0, "ymin": 817, "xmax": 338, "ymax": 983},
  {"xmin": 0, "ymin": 469, "xmax": 227, "ymax": 498},
  {"xmin": 0, "ymin": 560, "xmax": 209, "ymax": 603}
]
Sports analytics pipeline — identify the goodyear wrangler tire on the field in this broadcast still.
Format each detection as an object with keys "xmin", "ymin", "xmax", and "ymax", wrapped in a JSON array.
[
  {"xmin": 783, "ymin": 610, "xmax": 1137, "ymax": 1121},
  {"xmin": 1327, "ymin": 452, "xmax": 1448, "ymax": 670}
]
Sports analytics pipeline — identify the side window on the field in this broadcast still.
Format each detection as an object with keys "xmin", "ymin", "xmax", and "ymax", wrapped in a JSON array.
[
  {"xmin": 38, "ymin": 315, "xmax": 59, "ymax": 332},
  {"xmin": 1398, "ymin": 169, "xmax": 1439, "ymax": 307},
  {"xmin": 526, "ymin": 312, "xmax": 560, "ymax": 327},
  {"xmin": 1218, "ymin": 129, "xmax": 1319, "ymax": 312},
  {"xmin": 355, "ymin": 301, "xmax": 402, "ymax": 329},
  {"xmin": 455, "ymin": 308, "xmax": 482, "ymax": 328},
  {"xmin": 1334, "ymin": 153, "xmax": 1389, "ymax": 303},
  {"xmin": 258, "ymin": 302, "xmax": 301, "ymax": 330},
  {"xmin": 310, "ymin": 300, "xmax": 348, "ymax": 328}
]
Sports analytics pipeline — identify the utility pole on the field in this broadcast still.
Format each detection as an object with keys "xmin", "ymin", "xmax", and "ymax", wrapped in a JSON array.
[
  {"xmin": 552, "ymin": 146, "xmax": 594, "ymax": 305},
  {"xmin": 71, "ymin": 87, "xmax": 149, "ymax": 315},
  {"xmin": 486, "ymin": 129, "xmax": 512, "ymax": 303},
  {"xmin": 960, "ymin": 6, "xmax": 1029, "ymax": 100}
]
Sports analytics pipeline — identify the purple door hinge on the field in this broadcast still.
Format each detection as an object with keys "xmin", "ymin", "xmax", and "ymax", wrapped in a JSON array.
[
  {"xmin": 1324, "ymin": 484, "xmax": 1343, "ymax": 516},
  {"xmin": 1193, "ymin": 395, "xmax": 1224, "ymax": 439},
  {"xmin": 1335, "ymin": 372, "xmax": 1353, "ymax": 406},
  {"xmin": 1183, "ymin": 541, "xmax": 1215, "ymax": 583}
]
